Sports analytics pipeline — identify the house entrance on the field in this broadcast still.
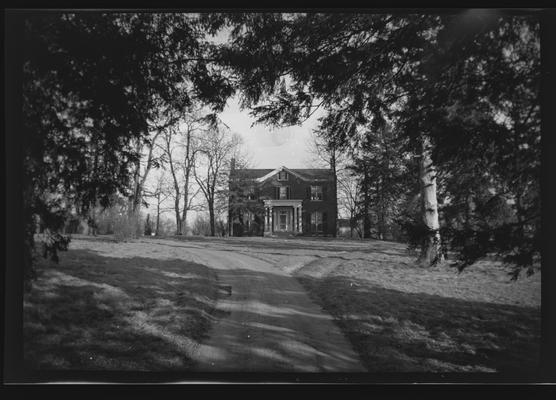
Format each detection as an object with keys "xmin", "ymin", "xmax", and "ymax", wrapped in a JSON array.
[
  {"xmin": 275, "ymin": 208, "xmax": 291, "ymax": 232},
  {"xmin": 263, "ymin": 200, "xmax": 302, "ymax": 236},
  {"xmin": 279, "ymin": 210, "xmax": 288, "ymax": 231}
]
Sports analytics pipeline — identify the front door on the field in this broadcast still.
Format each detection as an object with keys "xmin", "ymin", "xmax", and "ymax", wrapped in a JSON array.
[
  {"xmin": 275, "ymin": 209, "xmax": 290, "ymax": 232},
  {"xmin": 279, "ymin": 211, "xmax": 287, "ymax": 231}
]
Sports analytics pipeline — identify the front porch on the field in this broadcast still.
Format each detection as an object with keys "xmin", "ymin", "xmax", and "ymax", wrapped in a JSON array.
[{"xmin": 263, "ymin": 199, "xmax": 303, "ymax": 236}]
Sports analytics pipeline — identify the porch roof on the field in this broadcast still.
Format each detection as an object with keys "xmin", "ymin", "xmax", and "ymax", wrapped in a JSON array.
[{"xmin": 263, "ymin": 199, "xmax": 303, "ymax": 207}]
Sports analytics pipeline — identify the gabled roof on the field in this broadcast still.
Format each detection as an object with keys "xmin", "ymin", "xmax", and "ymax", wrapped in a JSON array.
[
  {"xmin": 293, "ymin": 169, "xmax": 335, "ymax": 180},
  {"xmin": 231, "ymin": 169, "xmax": 274, "ymax": 180},
  {"xmin": 231, "ymin": 166, "xmax": 333, "ymax": 183}
]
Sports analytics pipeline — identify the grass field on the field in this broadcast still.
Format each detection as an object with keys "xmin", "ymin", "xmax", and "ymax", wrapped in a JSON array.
[
  {"xmin": 23, "ymin": 235, "xmax": 541, "ymax": 373},
  {"xmin": 23, "ymin": 236, "xmax": 220, "ymax": 370},
  {"xmin": 290, "ymin": 241, "xmax": 541, "ymax": 373}
]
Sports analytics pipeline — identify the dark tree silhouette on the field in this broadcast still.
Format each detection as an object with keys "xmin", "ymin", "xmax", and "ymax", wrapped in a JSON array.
[{"xmin": 21, "ymin": 12, "xmax": 234, "ymax": 284}]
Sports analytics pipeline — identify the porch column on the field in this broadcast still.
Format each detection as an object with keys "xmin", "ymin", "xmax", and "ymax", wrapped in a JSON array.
[
  {"xmin": 293, "ymin": 207, "xmax": 297, "ymax": 233},
  {"xmin": 270, "ymin": 207, "xmax": 274, "ymax": 234},
  {"xmin": 297, "ymin": 206, "xmax": 302, "ymax": 234},
  {"xmin": 264, "ymin": 206, "xmax": 269, "ymax": 231}
]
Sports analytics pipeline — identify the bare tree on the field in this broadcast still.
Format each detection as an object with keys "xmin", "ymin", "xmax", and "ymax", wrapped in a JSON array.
[
  {"xmin": 128, "ymin": 111, "xmax": 178, "ymax": 215},
  {"xmin": 159, "ymin": 110, "xmax": 206, "ymax": 235},
  {"xmin": 194, "ymin": 124, "xmax": 243, "ymax": 236},
  {"xmin": 337, "ymin": 170, "xmax": 361, "ymax": 238},
  {"xmin": 143, "ymin": 171, "xmax": 173, "ymax": 236},
  {"xmin": 176, "ymin": 111, "xmax": 206, "ymax": 235}
]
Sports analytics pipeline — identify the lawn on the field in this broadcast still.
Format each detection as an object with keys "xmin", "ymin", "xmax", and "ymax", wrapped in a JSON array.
[
  {"xmin": 23, "ymin": 235, "xmax": 220, "ymax": 370},
  {"xmin": 23, "ymin": 235, "xmax": 542, "ymax": 374},
  {"xmin": 291, "ymin": 241, "xmax": 542, "ymax": 373}
]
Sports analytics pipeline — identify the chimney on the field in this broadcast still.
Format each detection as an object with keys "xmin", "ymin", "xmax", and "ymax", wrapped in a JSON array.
[{"xmin": 230, "ymin": 157, "xmax": 236, "ymax": 171}]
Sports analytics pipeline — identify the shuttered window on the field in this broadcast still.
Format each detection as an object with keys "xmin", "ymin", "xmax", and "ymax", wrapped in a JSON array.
[
  {"xmin": 310, "ymin": 186, "xmax": 323, "ymax": 200},
  {"xmin": 279, "ymin": 186, "xmax": 289, "ymax": 199},
  {"xmin": 311, "ymin": 211, "xmax": 323, "ymax": 233}
]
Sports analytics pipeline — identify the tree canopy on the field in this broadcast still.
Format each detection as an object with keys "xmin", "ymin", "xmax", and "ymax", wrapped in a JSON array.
[
  {"xmin": 18, "ymin": 11, "xmax": 541, "ymax": 281},
  {"xmin": 205, "ymin": 11, "xmax": 541, "ymax": 274},
  {"xmin": 21, "ymin": 12, "xmax": 234, "ymax": 281}
]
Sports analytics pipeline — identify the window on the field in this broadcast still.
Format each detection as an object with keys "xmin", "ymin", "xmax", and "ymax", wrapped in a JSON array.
[
  {"xmin": 311, "ymin": 211, "xmax": 323, "ymax": 233},
  {"xmin": 247, "ymin": 186, "xmax": 256, "ymax": 200},
  {"xmin": 278, "ymin": 171, "xmax": 288, "ymax": 181},
  {"xmin": 311, "ymin": 185, "xmax": 323, "ymax": 200},
  {"xmin": 279, "ymin": 186, "xmax": 289, "ymax": 199}
]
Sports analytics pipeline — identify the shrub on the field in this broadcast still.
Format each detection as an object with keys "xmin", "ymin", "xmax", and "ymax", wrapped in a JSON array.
[
  {"xmin": 156, "ymin": 216, "xmax": 177, "ymax": 237},
  {"xmin": 192, "ymin": 214, "xmax": 211, "ymax": 236},
  {"xmin": 63, "ymin": 214, "xmax": 85, "ymax": 234},
  {"xmin": 113, "ymin": 211, "xmax": 143, "ymax": 242}
]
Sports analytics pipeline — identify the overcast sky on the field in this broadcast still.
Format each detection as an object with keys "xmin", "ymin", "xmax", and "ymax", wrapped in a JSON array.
[
  {"xmin": 209, "ymin": 27, "xmax": 324, "ymax": 169},
  {"xmin": 218, "ymin": 94, "xmax": 324, "ymax": 169}
]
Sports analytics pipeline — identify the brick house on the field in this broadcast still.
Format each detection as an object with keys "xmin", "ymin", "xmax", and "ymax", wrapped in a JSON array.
[{"xmin": 228, "ymin": 164, "xmax": 337, "ymax": 237}]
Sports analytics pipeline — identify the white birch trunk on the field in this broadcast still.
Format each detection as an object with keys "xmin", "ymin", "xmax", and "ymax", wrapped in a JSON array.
[{"xmin": 419, "ymin": 136, "xmax": 443, "ymax": 266}]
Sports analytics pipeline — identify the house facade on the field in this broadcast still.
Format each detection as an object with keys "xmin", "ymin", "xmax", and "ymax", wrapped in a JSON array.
[{"xmin": 228, "ymin": 165, "xmax": 337, "ymax": 237}]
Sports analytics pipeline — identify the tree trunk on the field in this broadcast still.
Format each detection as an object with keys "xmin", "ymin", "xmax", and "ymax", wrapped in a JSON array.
[
  {"xmin": 418, "ymin": 136, "xmax": 443, "ymax": 266},
  {"xmin": 179, "ymin": 128, "xmax": 193, "ymax": 236},
  {"xmin": 179, "ymin": 174, "xmax": 189, "ymax": 235},
  {"xmin": 174, "ymin": 197, "xmax": 182, "ymax": 235},
  {"xmin": 362, "ymin": 167, "xmax": 371, "ymax": 239},
  {"xmin": 156, "ymin": 191, "xmax": 161, "ymax": 236},
  {"xmin": 87, "ymin": 147, "xmax": 99, "ymax": 236},
  {"xmin": 377, "ymin": 178, "xmax": 384, "ymax": 240},
  {"xmin": 208, "ymin": 202, "xmax": 216, "ymax": 237},
  {"xmin": 349, "ymin": 209, "xmax": 355, "ymax": 238},
  {"xmin": 180, "ymin": 205, "xmax": 188, "ymax": 236},
  {"xmin": 89, "ymin": 206, "xmax": 97, "ymax": 236},
  {"xmin": 132, "ymin": 185, "xmax": 142, "ymax": 214},
  {"xmin": 129, "ymin": 138, "xmax": 143, "ymax": 216},
  {"xmin": 330, "ymin": 150, "xmax": 338, "ymax": 238}
]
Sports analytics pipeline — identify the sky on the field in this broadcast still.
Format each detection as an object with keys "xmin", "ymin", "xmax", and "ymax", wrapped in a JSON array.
[
  {"xmin": 209, "ymin": 27, "xmax": 324, "ymax": 170},
  {"xmin": 218, "ymin": 94, "xmax": 324, "ymax": 169}
]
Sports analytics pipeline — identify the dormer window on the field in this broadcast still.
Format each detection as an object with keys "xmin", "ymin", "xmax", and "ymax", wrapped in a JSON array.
[{"xmin": 278, "ymin": 171, "xmax": 289, "ymax": 181}]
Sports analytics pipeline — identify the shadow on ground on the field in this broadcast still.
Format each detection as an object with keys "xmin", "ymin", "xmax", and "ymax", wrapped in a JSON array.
[
  {"xmin": 24, "ymin": 249, "xmax": 224, "ymax": 371},
  {"xmin": 24, "ymin": 239, "xmax": 540, "ymax": 374},
  {"xmin": 189, "ymin": 267, "xmax": 364, "ymax": 372},
  {"xmin": 24, "ymin": 246, "xmax": 362, "ymax": 373},
  {"xmin": 298, "ymin": 274, "xmax": 541, "ymax": 373}
]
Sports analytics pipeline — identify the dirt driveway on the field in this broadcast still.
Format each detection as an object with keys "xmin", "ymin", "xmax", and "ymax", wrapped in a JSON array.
[{"xmin": 146, "ymin": 238, "xmax": 366, "ymax": 372}]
